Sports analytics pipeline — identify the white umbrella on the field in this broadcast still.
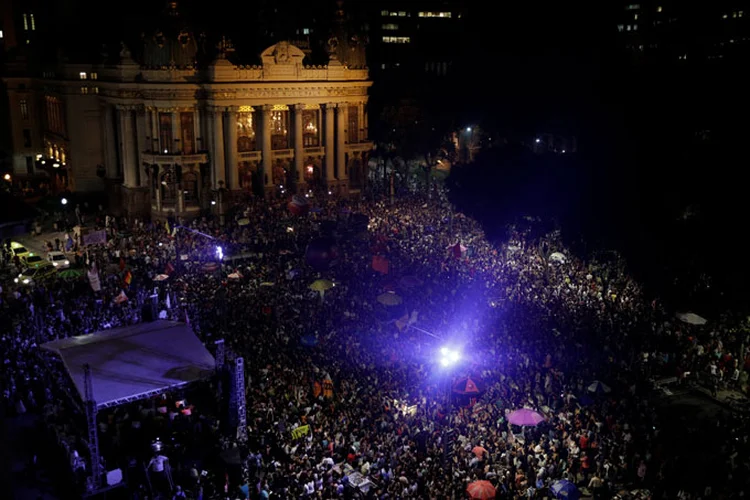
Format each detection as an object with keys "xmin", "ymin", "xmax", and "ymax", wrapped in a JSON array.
[
  {"xmin": 676, "ymin": 312, "xmax": 707, "ymax": 326},
  {"xmin": 587, "ymin": 381, "xmax": 611, "ymax": 394},
  {"xmin": 549, "ymin": 252, "xmax": 566, "ymax": 263}
]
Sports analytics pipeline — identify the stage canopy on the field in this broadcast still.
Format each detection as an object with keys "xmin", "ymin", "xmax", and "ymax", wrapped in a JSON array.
[{"xmin": 41, "ymin": 320, "xmax": 216, "ymax": 409}]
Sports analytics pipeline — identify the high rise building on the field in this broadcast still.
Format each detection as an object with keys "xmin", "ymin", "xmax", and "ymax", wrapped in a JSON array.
[
  {"xmin": 362, "ymin": 1, "xmax": 467, "ymax": 83},
  {"xmin": 615, "ymin": 1, "xmax": 749, "ymax": 63}
]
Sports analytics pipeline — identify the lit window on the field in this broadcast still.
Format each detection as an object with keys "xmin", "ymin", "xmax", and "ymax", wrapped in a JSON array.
[
  {"xmin": 90, "ymin": 72, "xmax": 97, "ymax": 80},
  {"xmin": 398, "ymin": 11, "xmax": 407, "ymax": 17},
  {"xmin": 382, "ymin": 23, "xmax": 399, "ymax": 30},
  {"xmin": 633, "ymin": 24, "xmax": 638, "ymax": 30},
  {"xmin": 740, "ymin": 11, "xmax": 744, "ymax": 17},
  {"xmin": 382, "ymin": 36, "xmax": 410, "ymax": 43},
  {"xmin": 23, "ymin": 13, "xmax": 28, "ymax": 31},
  {"xmin": 302, "ymin": 28, "xmax": 310, "ymax": 35},
  {"xmin": 93, "ymin": 87, "xmax": 99, "ymax": 94},
  {"xmin": 0, "ymin": 30, "xmax": 3, "ymax": 38},
  {"xmin": 30, "ymin": 13, "xmax": 35, "ymax": 30},
  {"xmin": 657, "ymin": 6, "xmax": 662, "ymax": 12},
  {"xmin": 418, "ymin": 11, "xmax": 452, "ymax": 18},
  {"xmin": 625, "ymin": 4, "xmax": 640, "ymax": 10},
  {"xmin": 381, "ymin": 10, "xmax": 389, "ymax": 16},
  {"xmin": 20, "ymin": 100, "xmax": 29, "ymax": 119},
  {"xmin": 79, "ymin": 72, "xmax": 87, "ymax": 80},
  {"xmin": 626, "ymin": 25, "xmax": 632, "ymax": 31},
  {"xmin": 733, "ymin": 12, "xmax": 737, "ymax": 18},
  {"xmin": 80, "ymin": 87, "xmax": 88, "ymax": 95},
  {"xmin": 634, "ymin": 13, "xmax": 638, "ymax": 20},
  {"xmin": 617, "ymin": 24, "xmax": 625, "ymax": 32}
]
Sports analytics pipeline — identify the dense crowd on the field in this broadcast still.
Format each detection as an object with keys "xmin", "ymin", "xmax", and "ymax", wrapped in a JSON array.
[{"xmin": 1, "ymin": 187, "xmax": 749, "ymax": 500}]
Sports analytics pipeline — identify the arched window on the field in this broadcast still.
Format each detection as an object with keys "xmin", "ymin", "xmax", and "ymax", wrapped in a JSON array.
[
  {"xmin": 160, "ymin": 170, "xmax": 176, "ymax": 205},
  {"xmin": 237, "ymin": 111, "xmax": 256, "ymax": 152},
  {"xmin": 182, "ymin": 172, "xmax": 198, "ymax": 204}
]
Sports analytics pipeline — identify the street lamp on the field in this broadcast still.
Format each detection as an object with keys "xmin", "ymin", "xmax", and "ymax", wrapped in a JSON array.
[
  {"xmin": 3, "ymin": 173, "xmax": 10, "ymax": 181},
  {"xmin": 61, "ymin": 197, "xmax": 68, "ymax": 205},
  {"xmin": 465, "ymin": 127, "xmax": 472, "ymax": 132}
]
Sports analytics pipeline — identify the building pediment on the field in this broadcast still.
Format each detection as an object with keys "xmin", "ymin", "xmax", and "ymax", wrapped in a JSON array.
[{"xmin": 260, "ymin": 42, "xmax": 306, "ymax": 67}]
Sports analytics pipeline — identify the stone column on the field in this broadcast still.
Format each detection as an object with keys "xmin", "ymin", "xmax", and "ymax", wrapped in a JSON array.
[
  {"xmin": 117, "ymin": 106, "xmax": 137, "ymax": 188},
  {"xmin": 358, "ymin": 102, "xmax": 365, "ymax": 143},
  {"xmin": 225, "ymin": 106, "xmax": 239, "ymax": 190},
  {"xmin": 103, "ymin": 104, "xmax": 118, "ymax": 178},
  {"xmin": 324, "ymin": 103, "xmax": 335, "ymax": 183},
  {"xmin": 135, "ymin": 106, "xmax": 147, "ymax": 187},
  {"xmin": 261, "ymin": 105, "xmax": 273, "ymax": 188},
  {"xmin": 363, "ymin": 104, "xmax": 369, "ymax": 141},
  {"xmin": 151, "ymin": 108, "xmax": 160, "ymax": 153},
  {"xmin": 293, "ymin": 104, "xmax": 305, "ymax": 187},
  {"xmin": 335, "ymin": 104, "xmax": 347, "ymax": 181},
  {"xmin": 211, "ymin": 107, "xmax": 226, "ymax": 188},
  {"xmin": 193, "ymin": 109, "xmax": 201, "ymax": 152},
  {"xmin": 172, "ymin": 111, "xmax": 180, "ymax": 154}
]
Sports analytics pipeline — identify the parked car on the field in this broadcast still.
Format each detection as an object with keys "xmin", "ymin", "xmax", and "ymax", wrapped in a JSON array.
[
  {"xmin": 14, "ymin": 262, "xmax": 56, "ymax": 285},
  {"xmin": 10, "ymin": 241, "xmax": 30, "ymax": 260},
  {"xmin": 23, "ymin": 254, "xmax": 46, "ymax": 269},
  {"xmin": 47, "ymin": 251, "xmax": 71, "ymax": 269}
]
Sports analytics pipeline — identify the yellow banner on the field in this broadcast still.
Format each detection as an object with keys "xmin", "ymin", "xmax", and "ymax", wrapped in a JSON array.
[{"xmin": 291, "ymin": 424, "xmax": 310, "ymax": 440}]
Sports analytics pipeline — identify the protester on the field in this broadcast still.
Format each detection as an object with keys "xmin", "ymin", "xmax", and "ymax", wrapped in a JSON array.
[{"xmin": 1, "ymin": 187, "xmax": 748, "ymax": 499}]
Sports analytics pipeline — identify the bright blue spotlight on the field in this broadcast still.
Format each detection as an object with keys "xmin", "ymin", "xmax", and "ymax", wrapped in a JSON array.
[
  {"xmin": 215, "ymin": 246, "xmax": 224, "ymax": 260},
  {"xmin": 439, "ymin": 347, "xmax": 460, "ymax": 367}
]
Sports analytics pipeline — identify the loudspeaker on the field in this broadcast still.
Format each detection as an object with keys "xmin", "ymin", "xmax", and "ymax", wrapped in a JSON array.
[{"xmin": 141, "ymin": 303, "xmax": 156, "ymax": 322}]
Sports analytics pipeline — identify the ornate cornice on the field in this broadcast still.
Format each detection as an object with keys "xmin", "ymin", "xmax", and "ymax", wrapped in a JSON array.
[{"xmin": 102, "ymin": 85, "xmax": 368, "ymax": 101}]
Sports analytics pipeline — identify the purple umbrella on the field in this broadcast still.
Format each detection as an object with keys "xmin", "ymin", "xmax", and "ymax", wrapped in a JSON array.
[{"xmin": 507, "ymin": 408, "xmax": 545, "ymax": 426}]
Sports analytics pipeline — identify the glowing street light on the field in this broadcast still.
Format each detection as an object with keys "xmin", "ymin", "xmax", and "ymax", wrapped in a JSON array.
[
  {"xmin": 215, "ymin": 245, "xmax": 224, "ymax": 261},
  {"xmin": 535, "ymin": 138, "xmax": 541, "ymax": 143},
  {"xmin": 3, "ymin": 173, "xmax": 10, "ymax": 181},
  {"xmin": 61, "ymin": 197, "xmax": 68, "ymax": 205},
  {"xmin": 466, "ymin": 127, "xmax": 472, "ymax": 132},
  {"xmin": 439, "ymin": 347, "xmax": 461, "ymax": 367}
]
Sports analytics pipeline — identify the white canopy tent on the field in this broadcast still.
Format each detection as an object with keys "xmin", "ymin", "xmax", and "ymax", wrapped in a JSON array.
[{"xmin": 41, "ymin": 320, "xmax": 216, "ymax": 409}]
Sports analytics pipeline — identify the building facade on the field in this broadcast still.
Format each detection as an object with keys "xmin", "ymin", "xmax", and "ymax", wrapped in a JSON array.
[{"xmin": 3, "ymin": 38, "xmax": 373, "ymax": 218}]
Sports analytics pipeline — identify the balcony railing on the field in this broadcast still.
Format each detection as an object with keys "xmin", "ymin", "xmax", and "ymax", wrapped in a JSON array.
[
  {"xmin": 272, "ymin": 149, "xmax": 294, "ymax": 159},
  {"xmin": 304, "ymin": 146, "xmax": 325, "ymax": 156},
  {"xmin": 345, "ymin": 141, "xmax": 374, "ymax": 153},
  {"xmin": 238, "ymin": 151, "xmax": 262, "ymax": 162},
  {"xmin": 141, "ymin": 152, "xmax": 209, "ymax": 165}
]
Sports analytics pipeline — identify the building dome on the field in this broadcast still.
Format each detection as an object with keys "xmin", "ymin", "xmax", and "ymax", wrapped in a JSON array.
[{"xmin": 141, "ymin": 2, "xmax": 199, "ymax": 68}]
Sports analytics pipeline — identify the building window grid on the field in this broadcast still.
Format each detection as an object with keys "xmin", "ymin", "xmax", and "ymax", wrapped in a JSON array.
[
  {"xmin": 23, "ymin": 14, "xmax": 28, "ymax": 31},
  {"xmin": 382, "ymin": 23, "xmax": 399, "ymax": 30},
  {"xmin": 418, "ymin": 12, "xmax": 452, "ymax": 18},
  {"xmin": 30, "ymin": 13, "xmax": 35, "ymax": 30},
  {"xmin": 382, "ymin": 36, "xmax": 411, "ymax": 43},
  {"xmin": 347, "ymin": 106, "xmax": 359, "ymax": 144},
  {"xmin": 20, "ymin": 100, "xmax": 29, "ymax": 119}
]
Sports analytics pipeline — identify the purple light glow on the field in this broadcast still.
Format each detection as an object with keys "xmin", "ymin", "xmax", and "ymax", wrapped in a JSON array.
[{"xmin": 439, "ymin": 347, "xmax": 461, "ymax": 367}]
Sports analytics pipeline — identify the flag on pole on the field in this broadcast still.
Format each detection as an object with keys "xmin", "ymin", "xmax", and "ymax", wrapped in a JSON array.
[
  {"xmin": 123, "ymin": 270, "xmax": 132, "ymax": 286},
  {"xmin": 114, "ymin": 290, "xmax": 128, "ymax": 304}
]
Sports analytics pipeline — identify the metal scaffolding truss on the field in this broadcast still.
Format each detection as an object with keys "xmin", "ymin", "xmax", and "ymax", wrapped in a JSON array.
[
  {"xmin": 230, "ymin": 357, "xmax": 247, "ymax": 442},
  {"xmin": 83, "ymin": 364, "xmax": 102, "ymax": 492}
]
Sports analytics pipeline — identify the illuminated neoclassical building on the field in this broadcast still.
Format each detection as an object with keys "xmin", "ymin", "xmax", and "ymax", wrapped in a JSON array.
[{"xmin": 2, "ymin": 3, "xmax": 372, "ymax": 218}]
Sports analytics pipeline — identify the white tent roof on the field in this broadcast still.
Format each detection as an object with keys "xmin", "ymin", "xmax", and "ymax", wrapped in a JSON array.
[{"xmin": 41, "ymin": 320, "xmax": 215, "ymax": 409}]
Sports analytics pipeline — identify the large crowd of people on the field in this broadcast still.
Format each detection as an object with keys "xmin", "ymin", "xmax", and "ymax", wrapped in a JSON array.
[{"xmin": 1, "ymin": 186, "xmax": 748, "ymax": 499}]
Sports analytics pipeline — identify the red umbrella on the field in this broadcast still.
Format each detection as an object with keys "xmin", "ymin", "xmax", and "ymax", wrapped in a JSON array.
[
  {"xmin": 467, "ymin": 480, "xmax": 496, "ymax": 499},
  {"xmin": 453, "ymin": 376, "xmax": 484, "ymax": 395}
]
